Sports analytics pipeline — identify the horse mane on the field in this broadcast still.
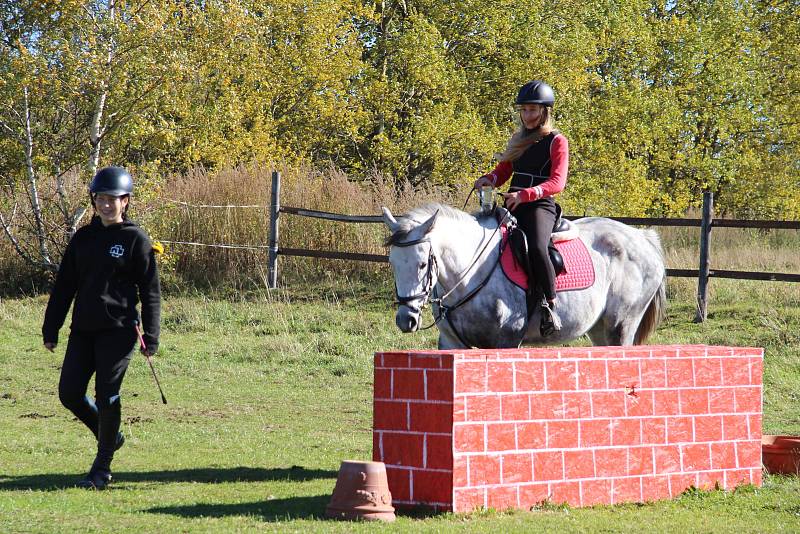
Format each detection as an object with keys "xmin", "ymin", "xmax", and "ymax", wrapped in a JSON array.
[{"xmin": 384, "ymin": 203, "xmax": 477, "ymax": 246}]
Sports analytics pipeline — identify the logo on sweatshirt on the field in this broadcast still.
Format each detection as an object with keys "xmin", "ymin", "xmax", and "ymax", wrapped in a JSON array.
[{"xmin": 109, "ymin": 244, "xmax": 125, "ymax": 258}]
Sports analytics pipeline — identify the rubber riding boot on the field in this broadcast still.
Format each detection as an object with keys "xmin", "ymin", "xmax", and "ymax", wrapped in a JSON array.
[
  {"xmin": 75, "ymin": 457, "xmax": 112, "ymax": 490},
  {"xmin": 64, "ymin": 396, "xmax": 124, "ymax": 449},
  {"xmin": 76, "ymin": 426, "xmax": 114, "ymax": 490},
  {"xmin": 77, "ymin": 402, "xmax": 120, "ymax": 490},
  {"xmin": 539, "ymin": 298, "xmax": 562, "ymax": 337}
]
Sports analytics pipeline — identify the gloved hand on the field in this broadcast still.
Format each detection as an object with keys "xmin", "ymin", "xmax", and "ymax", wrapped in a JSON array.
[
  {"xmin": 501, "ymin": 191, "xmax": 522, "ymax": 211},
  {"xmin": 473, "ymin": 174, "xmax": 495, "ymax": 189}
]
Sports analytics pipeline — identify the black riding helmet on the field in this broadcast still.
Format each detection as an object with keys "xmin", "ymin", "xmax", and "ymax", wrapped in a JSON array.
[
  {"xmin": 515, "ymin": 80, "xmax": 555, "ymax": 108},
  {"xmin": 89, "ymin": 166, "xmax": 133, "ymax": 217},
  {"xmin": 89, "ymin": 166, "xmax": 133, "ymax": 196}
]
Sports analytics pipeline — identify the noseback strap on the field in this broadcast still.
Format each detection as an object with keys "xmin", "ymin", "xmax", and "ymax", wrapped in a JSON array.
[{"xmin": 393, "ymin": 236, "xmax": 430, "ymax": 248}]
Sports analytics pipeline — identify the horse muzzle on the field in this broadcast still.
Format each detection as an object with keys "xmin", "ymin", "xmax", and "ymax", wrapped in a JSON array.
[{"xmin": 395, "ymin": 305, "xmax": 420, "ymax": 333}]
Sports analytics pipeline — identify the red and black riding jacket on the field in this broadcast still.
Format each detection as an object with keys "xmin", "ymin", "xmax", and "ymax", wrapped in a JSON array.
[{"xmin": 486, "ymin": 132, "xmax": 569, "ymax": 203}]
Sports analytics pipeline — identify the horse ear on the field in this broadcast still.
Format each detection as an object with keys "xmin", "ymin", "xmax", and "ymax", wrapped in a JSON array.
[
  {"xmin": 382, "ymin": 206, "xmax": 400, "ymax": 232},
  {"xmin": 418, "ymin": 209, "xmax": 439, "ymax": 236}
]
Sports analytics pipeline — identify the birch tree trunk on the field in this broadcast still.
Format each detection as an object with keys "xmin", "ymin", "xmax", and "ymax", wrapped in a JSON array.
[
  {"xmin": 22, "ymin": 87, "xmax": 54, "ymax": 270},
  {"xmin": 83, "ymin": 1, "xmax": 117, "ymax": 231}
]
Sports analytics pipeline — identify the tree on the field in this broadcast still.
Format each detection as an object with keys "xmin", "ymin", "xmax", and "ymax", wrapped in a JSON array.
[
  {"xmin": 0, "ymin": 0, "xmax": 190, "ymax": 271},
  {"xmin": 2, "ymin": 0, "xmax": 797, "ymax": 278}
]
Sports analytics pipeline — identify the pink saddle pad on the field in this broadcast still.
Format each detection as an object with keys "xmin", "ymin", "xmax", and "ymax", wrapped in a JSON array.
[{"xmin": 500, "ymin": 226, "xmax": 595, "ymax": 292}]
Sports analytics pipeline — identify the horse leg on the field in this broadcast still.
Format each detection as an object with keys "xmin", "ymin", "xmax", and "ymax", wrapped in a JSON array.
[
  {"xmin": 586, "ymin": 302, "xmax": 643, "ymax": 346},
  {"xmin": 586, "ymin": 321, "xmax": 608, "ymax": 346},
  {"xmin": 609, "ymin": 320, "xmax": 638, "ymax": 345},
  {"xmin": 604, "ymin": 284, "xmax": 666, "ymax": 346},
  {"xmin": 596, "ymin": 315, "xmax": 643, "ymax": 346}
]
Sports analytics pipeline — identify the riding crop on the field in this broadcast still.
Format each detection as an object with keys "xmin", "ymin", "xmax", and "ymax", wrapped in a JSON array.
[{"xmin": 135, "ymin": 324, "xmax": 167, "ymax": 404}]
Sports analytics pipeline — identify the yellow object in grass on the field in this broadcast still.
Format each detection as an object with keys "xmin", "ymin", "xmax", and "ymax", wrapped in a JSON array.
[{"xmin": 152, "ymin": 241, "xmax": 165, "ymax": 255}]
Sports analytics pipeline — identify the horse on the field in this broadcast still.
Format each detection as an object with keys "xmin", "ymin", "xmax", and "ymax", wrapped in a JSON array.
[{"xmin": 382, "ymin": 203, "xmax": 666, "ymax": 349}]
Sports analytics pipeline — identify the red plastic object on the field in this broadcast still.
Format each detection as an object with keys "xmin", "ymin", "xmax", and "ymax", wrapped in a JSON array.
[{"xmin": 762, "ymin": 435, "xmax": 800, "ymax": 475}]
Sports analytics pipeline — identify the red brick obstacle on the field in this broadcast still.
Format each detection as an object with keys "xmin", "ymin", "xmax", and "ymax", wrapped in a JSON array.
[{"xmin": 372, "ymin": 345, "xmax": 763, "ymax": 512}]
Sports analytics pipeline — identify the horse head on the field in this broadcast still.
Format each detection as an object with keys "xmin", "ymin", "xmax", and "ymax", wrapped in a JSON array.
[{"xmin": 382, "ymin": 206, "xmax": 439, "ymax": 332}]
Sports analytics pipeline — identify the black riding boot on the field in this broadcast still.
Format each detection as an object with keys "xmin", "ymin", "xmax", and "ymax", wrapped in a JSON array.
[
  {"xmin": 70, "ymin": 395, "xmax": 125, "ymax": 451},
  {"xmin": 539, "ymin": 297, "xmax": 561, "ymax": 337},
  {"xmin": 62, "ymin": 395, "xmax": 100, "ymax": 437},
  {"xmin": 77, "ymin": 403, "xmax": 120, "ymax": 490}
]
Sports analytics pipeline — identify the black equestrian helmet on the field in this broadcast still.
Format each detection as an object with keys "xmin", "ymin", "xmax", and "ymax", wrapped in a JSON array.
[
  {"xmin": 515, "ymin": 80, "xmax": 555, "ymax": 108},
  {"xmin": 89, "ymin": 166, "xmax": 133, "ymax": 196}
]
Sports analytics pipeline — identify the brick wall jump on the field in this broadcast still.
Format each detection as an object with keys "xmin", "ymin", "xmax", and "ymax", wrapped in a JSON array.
[{"xmin": 372, "ymin": 345, "xmax": 763, "ymax": 512}]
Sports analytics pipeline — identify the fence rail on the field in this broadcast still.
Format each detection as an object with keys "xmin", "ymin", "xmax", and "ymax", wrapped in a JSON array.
[
  {"xmin": 564, "ymin": 215, "xmax": 800, "ymax": 230},
  {"xmin": 155, "ymin": 172, "xmax": 798, "ymax": 321},
  {"xmin": 280, "ymin": 206, "xmax": 385, "ymax": 224},
  {"xmin": 264, "ymin": 173, "xmax": 798, "ymax": 322},
  {"xmin": 278, "ymin": 247, "xmax": 388, "ymax": 263}
]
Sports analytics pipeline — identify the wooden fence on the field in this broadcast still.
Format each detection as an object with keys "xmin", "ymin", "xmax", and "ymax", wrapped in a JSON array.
[{"xmin": 268, "ymin": 172, "xmax": 799, "ymax": 322}]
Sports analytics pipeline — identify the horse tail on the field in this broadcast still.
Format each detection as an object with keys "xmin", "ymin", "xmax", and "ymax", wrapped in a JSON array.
[
  {"xmin": 634, "ymin": 276, "xmax": 666, "ymax": 344},
  {"xmin": 634, "ymin": 230, "xmax": 667, "ymax": 345}
]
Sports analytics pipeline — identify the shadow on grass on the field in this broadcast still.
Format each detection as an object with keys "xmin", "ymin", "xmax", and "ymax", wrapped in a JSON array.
[
  {"xmin": 0, "ymin": 466, "xmax": 336, "ymax": 491},
  {"xmin": 147, "ymin": 495, "xmax": 330, "ymax": 521},
  {"xmin": 147, "ymin": 497, "xmax": 446, "ymax": 522}
]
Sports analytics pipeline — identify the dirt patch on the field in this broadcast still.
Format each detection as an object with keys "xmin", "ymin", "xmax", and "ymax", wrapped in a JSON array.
[
  {"xmin": 166, "ymin": 407, "xmax": 230, "ymax": 424},
  {"xmin": 124, "ymin": 416, "xmax": 154, "ymax": 425},
  {"xmin": 195, "ymin": 409, "xmax": 228, "ymax": 418},
  {"xmin": 178, "ymin": 408, "xmax": 228, "ymax": 418},
  {"xmin": 20, "ymin": 413, "xmax": 54, "ymax": 419}
]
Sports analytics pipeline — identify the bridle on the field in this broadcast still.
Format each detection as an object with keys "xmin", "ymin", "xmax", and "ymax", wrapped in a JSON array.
[
  {"xmin": 391, "ymin": 210, "xmax": 512, "ymax": 345},
  {"xmin": 392, "ymin": 236, "xmax": 438, "ymax": 316}
]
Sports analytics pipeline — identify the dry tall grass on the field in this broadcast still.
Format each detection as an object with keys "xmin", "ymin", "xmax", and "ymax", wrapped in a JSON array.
[
  {"xmin": 658, "ymin": 224, "xmax": 800, "ymax": 306},
  {"xmin": 1, "ymin": 163, "xmax": 798, "ymax": 300},
  {"xmin": 138, "ymin": 163, "xmax": 459, "ymax": 290}
]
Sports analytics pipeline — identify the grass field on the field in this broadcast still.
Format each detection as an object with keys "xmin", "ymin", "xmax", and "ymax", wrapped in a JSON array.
[{"xmin": 1, "ymin": 279, "xmax": 800, "ymax": 533}]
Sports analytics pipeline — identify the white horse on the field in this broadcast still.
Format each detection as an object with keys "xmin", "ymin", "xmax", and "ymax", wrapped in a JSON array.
[{"xmin": 382, "ymin": 203, "xmax": 666, "ymax": 349}]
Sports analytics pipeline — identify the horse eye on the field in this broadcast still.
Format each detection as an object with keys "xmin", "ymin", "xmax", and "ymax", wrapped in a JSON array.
[{"xmin": 418, "ymin": 262, "xmax": 427, "ymax": 270}]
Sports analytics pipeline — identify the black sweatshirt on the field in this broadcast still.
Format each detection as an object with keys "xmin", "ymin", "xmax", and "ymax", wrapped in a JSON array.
[{"xmin": 42, "ymin": 216, "xmax": 161, "ymax": 352}]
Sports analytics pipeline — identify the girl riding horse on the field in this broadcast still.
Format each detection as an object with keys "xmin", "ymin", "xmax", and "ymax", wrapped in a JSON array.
[{"xmin": 474, "ymin": 80, "xmax": 568, "ymax": 336}]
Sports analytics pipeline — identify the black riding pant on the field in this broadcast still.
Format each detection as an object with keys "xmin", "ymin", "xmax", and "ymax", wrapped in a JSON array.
[
  {"xmin": 510, "ymin": 198, "xmax": 558, "ymax": 302},
  {"xmin": 58, "ymin": 327, "xmax": 137, "ymax": 441}
]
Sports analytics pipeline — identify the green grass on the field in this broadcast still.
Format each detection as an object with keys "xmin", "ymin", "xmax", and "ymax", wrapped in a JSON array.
[{"xmin": 1, "ymin": 280, "xmax": 799, "ymax": 533}]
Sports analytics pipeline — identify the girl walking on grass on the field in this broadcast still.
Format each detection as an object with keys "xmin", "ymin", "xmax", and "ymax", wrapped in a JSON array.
[{"xmin": 42, "ymin": 166, "xmax": 161, "ymax": 490}]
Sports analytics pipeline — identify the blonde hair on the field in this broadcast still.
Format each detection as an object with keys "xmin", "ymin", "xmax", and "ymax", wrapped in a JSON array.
[{"xmin": 495, "ymin": 106, "xmax": 554, "ymax": 162}]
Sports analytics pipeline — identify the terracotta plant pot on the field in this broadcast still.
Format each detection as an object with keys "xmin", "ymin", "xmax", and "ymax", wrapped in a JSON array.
[
  {"xmin": 325, "ymin": 460, "xmax": 396, "ymax": 522},
  {"xmin": 762, "ymin": 435, "xmax": 800, "ymax": 475}
]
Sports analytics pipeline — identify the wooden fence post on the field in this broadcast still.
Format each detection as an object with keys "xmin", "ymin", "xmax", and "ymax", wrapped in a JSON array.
[
  {"xmin": 268, "ymin": 171, "xmax": 281, "ymax": 289},
  {"xmin": 694, "ymin": 192, "xmax": 713, "ymax": 322}
]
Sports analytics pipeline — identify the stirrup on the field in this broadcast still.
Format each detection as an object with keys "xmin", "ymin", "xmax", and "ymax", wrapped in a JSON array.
[{"xmin": 539, "ymin": 300, "xmax": 562, "ymax": 337}]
